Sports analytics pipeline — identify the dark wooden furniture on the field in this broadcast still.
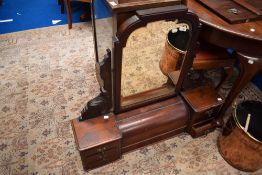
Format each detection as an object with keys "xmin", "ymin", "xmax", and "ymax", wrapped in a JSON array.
[
  {"xmin": 117, "ymin": 97, "xmax": 188, "ymax": 153},
  {"xmin": 70, "ymin": 0, "xmax": 262, "ymax": 171},
  {"xmin": 71, "ymin": 3, "xmax": 225, "ymax": 171},
  {"xmin": 233, "ymin": 0, "xmax": 262, "ymax": 16},
  {"xmin": 177, "ymin": 43, "xmax": 235, "ymax": 91},
  {"xmin": 72, "ymin": 115, "xmax": 122, "ymax": 170},
  {"xmin": 73, "ymin": 96, "xmax": 189, "ymax": 170},
  {"xmin": 181, "ymin": 85, "xmax": 224, "ymax": 137},
  {"xmin": 58, "ymin": 0, "xmax": 65, "ymax": 14},
  {"xmin": 113, "ymin": 5, "xmax": 200, "ymax": 113},
  {"xmin": 64, "ymin": 0, "xmax": 91, "ymax": 29},
  {"xmin": 192, "ymin": 43, "xmax": 235, "ymax": 89},
  {"xmin": 196, "ymin": 0, "xmax": 261, "ymax": 24},
  {"xmin": 187, "ymin": 0, "xmax": 262, "ymax": 126},
  {"xmin": 83, "ymin": 1, "xmax": 201, "ymax": 120}
]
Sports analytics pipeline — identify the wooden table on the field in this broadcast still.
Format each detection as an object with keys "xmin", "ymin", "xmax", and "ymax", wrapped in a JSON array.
[{"xmin": 187, "ymin": 0, "xmax": 262, "ymax": 125}]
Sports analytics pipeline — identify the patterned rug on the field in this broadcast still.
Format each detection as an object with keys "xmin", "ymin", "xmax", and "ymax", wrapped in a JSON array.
[{"xmin": 0, "ymin": 23, "xmax": 262, "ymax": 175}]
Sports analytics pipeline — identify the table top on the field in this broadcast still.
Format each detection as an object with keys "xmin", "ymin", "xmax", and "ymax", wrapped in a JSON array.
[
  {"xmin": 106, "ymin": 0, "xmax": 182, "ymax": 12},
  {"xmin": 187, "ymin": 0, "xmax": 262, "ymax": 42}
]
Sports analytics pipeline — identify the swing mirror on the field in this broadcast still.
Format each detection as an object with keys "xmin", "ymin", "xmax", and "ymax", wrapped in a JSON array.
[{"xmin": 120, "ymin": 19, "xmax": 192, "ymax": 108}]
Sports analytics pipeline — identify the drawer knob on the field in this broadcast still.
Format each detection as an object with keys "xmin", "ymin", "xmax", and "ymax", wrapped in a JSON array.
[
  {"xmin": 206, "ymin": 109, "xmax": 213, "ymax": 117},
  {"xmin": 98, "ymin": 155, "xmax": 107, "ymax": 161},
  {"xmin": 97, "ymin": 146, "xmax": 107, "ymax": 153}
]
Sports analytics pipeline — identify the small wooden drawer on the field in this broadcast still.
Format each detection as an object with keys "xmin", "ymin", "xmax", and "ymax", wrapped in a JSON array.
[
  {"xmin": 190, "ymin": 120, "xmax": 217, "ymax": 138},
  {"xmin": 192, "ymin": 107, "xmax": 220, "ymax": 124},
  {"xmin": 71, "ymin": 115, "xmax": 122, "ymax": 170},
  {"xmin": 80, "ymin": 140, "xmax": 121, "ymax": 170},
  {"xmin": 81, "ymin": 140, "xmax": 120, "ymax": 157},
  {"xmin": 181, "ymin": 85, "xmax": 224, "ymax": 137}
]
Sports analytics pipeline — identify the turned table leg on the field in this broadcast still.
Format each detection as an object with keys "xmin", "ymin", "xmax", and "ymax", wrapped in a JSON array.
[
  {"xmin": 65, "ymin": 0, "xmax": 72, "ymax": 29},
  {"xmin": 214, "ymin": 52, "xmax": 262, "ymax": 126}
]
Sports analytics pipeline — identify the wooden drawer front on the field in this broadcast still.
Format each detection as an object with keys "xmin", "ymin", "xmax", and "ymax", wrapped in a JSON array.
[
  {"xmin": 81, "ymin": 146, "xmax": 121, "ymax": 170},
  {"xmin": 192, "ymin": 107, "xmax": 220, "ymax": 124},
  {"xmin": 81, "ymin": 140, "xmax": 120, "ymax": 157},
  {"xmin": 191, "ymin": 121, "xmax": 216, "ymax": 138}
]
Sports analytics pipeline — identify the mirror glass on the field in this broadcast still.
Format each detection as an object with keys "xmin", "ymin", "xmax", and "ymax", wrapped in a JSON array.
[
  {"xmin": 92, "ymin": 1, "xmax": 113, "ymax": 61},
  {"xmin": 121, "ymin": 19, "xmax": 191, "ymax": 107}
]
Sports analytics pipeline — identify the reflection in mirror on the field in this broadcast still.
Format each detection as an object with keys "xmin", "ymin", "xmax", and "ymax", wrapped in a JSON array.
[
  {"xmin": 92, "ymin": 1, "xmax": 112, "ymax": 61},
  {"xmin": 121, "ymin": 20, "xmax": 191, "ymax": 107},
  {"xmin": 160, "ymin": 23, "xmax": 189, "ymax": 75}
]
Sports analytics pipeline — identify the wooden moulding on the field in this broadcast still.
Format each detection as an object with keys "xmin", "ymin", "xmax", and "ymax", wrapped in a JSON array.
[
  {"xmin": 79, "ymin": 49, "xmax": 112, "ymax": 121},
  {"xmin": 71, "ymin": 115, "xmax": 122, "ymax": 170},
  {"xmin": 120, "ymin": 85, "xmax": 176, "ymax": 112},
  {"xmin": 71, "ymin": 96, "xmax": 189, "ymax": 170},
  {"xmin": 181, "ymin": 85, "xmax": 224, "ymax": 137},
  {"xmin": 197, "ymin": 0, "xmax": 260, "ymax": 24},
  {"xmin": 117, "ymin": 97, "xmax": 189, "ymax": 153},
  {"xmin": 105, "ymin": 0, "xmax": 184, "ymax": 13}
]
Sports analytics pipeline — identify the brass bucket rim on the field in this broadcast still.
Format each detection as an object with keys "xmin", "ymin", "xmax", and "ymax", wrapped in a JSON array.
[
  {"xmin": 166, "ymin": 36, "xmax": 187, "ymax": 55},
  {"xmin": 233, "ymin": 101, "xmax": 262, "ymax": 144}
]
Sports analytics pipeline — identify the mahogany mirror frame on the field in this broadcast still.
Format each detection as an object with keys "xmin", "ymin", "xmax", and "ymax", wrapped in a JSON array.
[
  {"xmin": 78, "ymin": 4, "xmax": 200, "ymax": 121},
  {"xmin": 113, "ymin": 5, "xmax": 201, "ymax": 113}
]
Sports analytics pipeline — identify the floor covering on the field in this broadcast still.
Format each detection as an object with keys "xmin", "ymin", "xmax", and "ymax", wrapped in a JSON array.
[
  {"xmin": 0, "ymin": 0, "xmax": 111, "ymax": 34},
  {"xmin": 0, "ymin": 23, "xmax": 262, "ymax": 175}
]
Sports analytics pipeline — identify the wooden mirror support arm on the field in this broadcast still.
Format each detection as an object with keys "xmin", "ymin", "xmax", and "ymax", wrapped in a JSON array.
[
  {"xmin": 214, "ymin": 52, "xmax": 262, "ymax": 126},
  {"xmin": 79, "ymin": 49, "xmax": 112, "ymax": 121}
]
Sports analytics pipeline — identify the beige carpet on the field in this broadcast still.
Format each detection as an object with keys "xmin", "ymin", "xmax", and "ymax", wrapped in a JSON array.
[{"xmin": 0, "ymin": 23, "xmax": 262, "ymax": 175}]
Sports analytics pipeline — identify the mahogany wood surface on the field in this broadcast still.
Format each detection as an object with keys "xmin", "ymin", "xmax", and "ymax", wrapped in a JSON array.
[
  {"xmin": 65, "ymin": 0, "xmax": 72, "ymax": 29},
  {"xmin": 233, "ymin": 0, "xmax": 262, "ymax": 16},
  {"xmin": 216, "ymin": 52, "xmax": 262, "ymax": 124},
  {"xmin": 72, "ymin": 5, "xmax": 235, "ymax": 170},
  {"xmin": 71, "ymin": 115, "xmax": 122, "ymax": 170},
  {"xmin": 72, "ymin": 115, "xmax": 121, "ymax": 150},
  {"xmin": 181, "ymin": 85, "xmax": 224, "ymax": 113},
  {"xmin": 187, "ymin": 0, "xmax": 262, "ymax": 126},
  {"xmin": 116, "ymin": 97, "xmax": 188, "ymax": 152},
  {"xmin": 121, "ymin": 85, "xmax": 176, "ymax": 111},
  {"xmin": 106, "ymin": 0, "xmax": 182, "ymax": 13},
  {"xmin": 116, "ymin": 97, "xmax": 182, "ymax": 121},
  {"xmin": 181, "ymin": 86, "xmax": 224, "ymax": 137},
  {"xmin": 197, "ymin": 0, "xmax": 259, "ymax": 24},
  {"xmin": 188, "ymin": 0, "xmax": 262, "ymax": 54}
]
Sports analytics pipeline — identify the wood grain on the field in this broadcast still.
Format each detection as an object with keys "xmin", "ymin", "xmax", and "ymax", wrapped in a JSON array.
[{"xmin": 197, "ymin": 0, "xmax": 259, "ymax": 24}]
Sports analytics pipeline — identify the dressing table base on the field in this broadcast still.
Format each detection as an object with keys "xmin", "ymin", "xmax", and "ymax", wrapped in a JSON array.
[{"xmin": 71, "ymin": 93, "xmax": 224, "ymax": 170}]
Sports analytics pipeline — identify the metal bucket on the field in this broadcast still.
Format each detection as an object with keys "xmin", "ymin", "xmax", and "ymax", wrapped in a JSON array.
[
  {"xmin": 159, "ymin": 27, "xmax": 189, "ymax": 76},
  {"xmin": 218, "ymin": 100, "xmax": 262, "ymax": 172}
]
